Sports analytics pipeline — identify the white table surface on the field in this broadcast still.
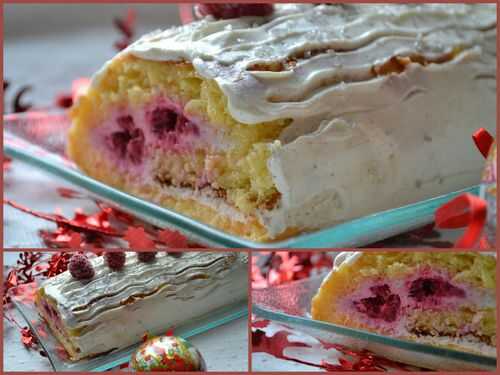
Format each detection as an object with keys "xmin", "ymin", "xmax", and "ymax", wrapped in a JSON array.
[{"xmin": 3, "ymin": 251, "xmax": 249, "ymax": 372}]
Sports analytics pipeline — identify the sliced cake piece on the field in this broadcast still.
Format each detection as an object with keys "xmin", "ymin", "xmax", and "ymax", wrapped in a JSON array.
[
  {"xmin": 35, "ymin": 252, "xmax": 247, "ymax": 360},
  {"xmin": 69, "ymin": 4, "xmax": 496, "ymax": 241},
  {"xmin": 311, "ymin": 252, "xmax": 496, "ymax": 356}
]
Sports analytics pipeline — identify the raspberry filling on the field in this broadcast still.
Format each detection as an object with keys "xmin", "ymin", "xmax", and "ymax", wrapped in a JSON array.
[
  {"xmin": 103, "ymin": 105, "xmax": 201, "ymax": 165},
  {"xmin": 408, "ymin": 277, "xmax": 466, "ymax": 301},
  {"xmin": 353, "ymin": 284, "xmax": 401, "ymax": 322},
  {"xmin": 148, "ymin": 106, "xmax": 199, "ymax": 142},
  {"xmin": 42, "ymin": 300, "xmax": 64, "ymax": 331},
  {"xmin": 105, "ymin": 115, "xmax": 145, "ymax": 165},
  {"xmin": 352, "ymin": 277, "xmax": 466, "ymax": 323}
]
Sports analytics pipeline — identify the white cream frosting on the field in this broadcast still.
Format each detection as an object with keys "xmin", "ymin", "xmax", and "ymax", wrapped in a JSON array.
[
  {"xmin": 126, "ymin": 4, "xmax": 495, "ymax": 123},
  {"xmin": 39, "ymin": 252, "xmax": 247, "ymax": 359},
  {"xmin": 101, "ymin": 4, "xmax": 496, "ymax": 238}
]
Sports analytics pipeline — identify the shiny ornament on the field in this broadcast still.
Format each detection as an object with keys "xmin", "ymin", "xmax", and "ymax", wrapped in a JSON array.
[{"xmin": 130, "ymin": 335, "xmax": 206, "ymax": 372}]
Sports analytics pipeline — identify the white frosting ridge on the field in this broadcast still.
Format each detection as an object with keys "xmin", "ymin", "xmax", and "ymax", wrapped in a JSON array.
[
  {"xmin": 39, "ymin": 252, "xmax": 247, "ymax": 359},
  {"xmin": 126, "ymin": 3, "xmax": 496, "ymax": 124}
]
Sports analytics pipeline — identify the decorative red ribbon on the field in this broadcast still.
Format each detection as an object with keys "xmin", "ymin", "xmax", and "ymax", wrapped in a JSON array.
[
  {"xmin": 435, "ymin": 193, "xmax": 487, "ymax": 248},
  {"xmin": 472, "ymin": 128, "xmax": 494, "ymax": 158},
  {"xmin": 435, "ymin": 128, "xmax": 494, "ymax": 248}
]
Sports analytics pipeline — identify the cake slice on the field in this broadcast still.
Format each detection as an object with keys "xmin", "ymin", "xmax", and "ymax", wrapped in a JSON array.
[
  {"xmin": 69, "ymin": 4, "xmax": 496, "ymax": 242},
  {"xmin": 35, "ymin": 252, "xmax": 247, "ymax": 361},
  {"xmin": 311, "ymin": 252, "xmax": 496, "ymax": 356}
]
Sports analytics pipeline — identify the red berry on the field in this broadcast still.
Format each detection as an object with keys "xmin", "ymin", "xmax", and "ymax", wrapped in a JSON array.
[
  {"xmin": 104, "ymin": 252, "xmax": 126, "ymax": 270},
  {"xmin": 68, "ymin": 254, "xmax": 95, "ymax": 280},
  {"xmin": 137, "ymin": 252, "xmax": 157, "ymax": 262},
  {"xmin": 198, "ymin": 4, "xmax": 273, "ymax": 19},
  {"xmin": 55, "ymin": 93, "xmax": 73, "ymax": 109}
]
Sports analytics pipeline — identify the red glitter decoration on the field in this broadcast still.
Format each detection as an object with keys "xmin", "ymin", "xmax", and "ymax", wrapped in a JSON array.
[
  {"xmin": 251, "ymin": 251, "xmax": 332, "ymax": 289},
  {"xmin": 124, "ymin": 226, "xmax": 156, "ymax": 249},
  {"xmin": 3, "ymin": 252, "xmax": 42, "ymax": 304},
  {"xmin": 95, "ymin": 200, "xmax": 136, "ymax": 226},
  {"xmin": 158, "ymin": 229, "xmax": 188, "ymax": 248},
  {"xmin": 21, "ymin": 327, "xmax": 38, "ymax": 348},
  {"xmin": 253, "ymin": 324, "xmax": 415, "ymax": 371},
  {"xmin": 114, "ymin": 8, "xmax": 137, "ymax": 51},
  {"xmin": 42, "ymin": 252, "xmax": 73, "ymax": 278},
  {"xmin": 56, "ymin": 187, "xmax": 83, "ymax": 199},
  {"xmin": 6, "ymin": 196, "xmax": 191, "ymax": 249},
  {"xmin": 40, "ymin": 227, "xmax": 91, "ymax": 248},
  {"xmin": 3, "ymin": 252, "xmax": 61, "ymax": 351},
  {"xmin": 253, "ymin": 329, "xmax": 309, "ymax": 360},
  {"xmin": 4, "ymin": 199, "xmax": 120, "ymax": 237}
]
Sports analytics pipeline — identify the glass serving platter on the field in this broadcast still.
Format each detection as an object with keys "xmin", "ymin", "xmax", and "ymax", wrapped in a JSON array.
[
  {"xmin": 252, "ymin": 274, "xmax": 497, "ymax": 371},
  {"xmin": 4, "ymin": 111, "xmax": 478, "ymax": 248},
  {"xmin": 10, "ymin": 281, "xmax": 247, "ymax": 372}
]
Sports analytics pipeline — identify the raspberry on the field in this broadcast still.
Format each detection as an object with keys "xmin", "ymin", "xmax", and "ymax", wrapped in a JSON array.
[
  {"xmin": 104, "ymin": 252, "xmax": 127, "ymax": 270},
  {"xmin": 370, "ymin": 284, "xmax": 391, "ymax": 298},
  {"xmin": 150, "ymin": 107, "xmax": 178, "ymax": 137},
  {"xmin": 198, "ymin": 4, "xmax": 274, "ymax": 19},
  {"xmin": 137, "ymin": 252, "xmax": 157, "ymax": 262},
  {"xmin": 127, "ymin": 128, "xmax": 145, "ymax": 165},
  {"xmin": 117, "ymin": 115, "xmax": 135, "ymax": 132},
  {"xmin": 353, "ymin": 284, "xmax": 401, "ymax": 322},
  {"xmin": 105, "ymin": 115, "xmax": 144, "ymax": 164},
  {"xmin": 55, "ymin": 94, "xmax": 73, "ymax": 109},
  {"xmin": 409, "ymin": 277, "xmax": 465, "ymax": 301},
  {"xmin": 68, "ymin": 254, "xmax": 95, "ymax": 280},
  {"xmin": 109, "ymin": 131, "xmax": 132, "ymax": 157}
]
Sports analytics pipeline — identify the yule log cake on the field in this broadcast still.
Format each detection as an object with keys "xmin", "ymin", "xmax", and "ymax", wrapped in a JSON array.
[
  {"xmin": 312, "ymin": 252, "xmax": 496, "ymax": 356},
  {"xmin": 35, "ymin": 252, "xmax": 247, "ymax": 360},
  {"xmin": 68, "ymin": 4, "xmax": 496, "ymax": 241}
]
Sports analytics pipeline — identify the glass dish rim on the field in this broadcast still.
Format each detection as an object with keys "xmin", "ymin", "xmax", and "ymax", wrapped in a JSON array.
[
  {"xmin": 5, "ymin": 127, "xmax": 478, "ymax": 248},
  {"xmin": 11, "ymin": 290, "xmax": 248, "ymax": 371},
  {"xmin": 252, "ymin": 276, "xmax": 497, "ymax": 368}
]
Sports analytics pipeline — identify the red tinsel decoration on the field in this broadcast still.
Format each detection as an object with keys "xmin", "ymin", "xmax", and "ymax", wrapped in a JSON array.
[
  {"xmin": 114, "ymin": 8, "xmax": 137, "ymax": 51},
  {"xmin": 5, "ymin": 196, "xmax": 192, "ymax": 249},
  {"xmin": 251, "ymin": 251, "xmax": 333, "ymax": 289},
  {"xmin": 3, "ymin": 252, "xmax": 96, "ymax": 353},
  {"xmin": 42, "ymin": 252, "xmax": 74, "ymax": 278}
]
